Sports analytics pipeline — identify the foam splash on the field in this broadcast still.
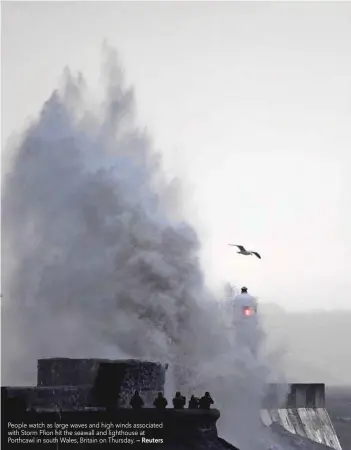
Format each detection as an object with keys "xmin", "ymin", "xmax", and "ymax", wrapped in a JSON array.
[{"xmin": 2, "ymin": 45, "xmax": 285, "ymax": 449}]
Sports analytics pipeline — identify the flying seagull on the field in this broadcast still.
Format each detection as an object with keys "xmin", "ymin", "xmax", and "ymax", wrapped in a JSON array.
[{"xmin": 228, "ymin": 244, "xmax": 261, "ymax": 259}]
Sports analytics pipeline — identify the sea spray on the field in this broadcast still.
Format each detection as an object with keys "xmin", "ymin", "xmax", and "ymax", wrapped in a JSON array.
[{"xmin": 2, "ymin": 45, "xmax": 285, "ymax": 449}]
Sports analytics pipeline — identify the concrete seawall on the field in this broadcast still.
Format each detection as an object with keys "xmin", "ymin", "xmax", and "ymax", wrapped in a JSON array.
[
  {"xmin": 2, "ymin": 358, "xmax": 239, "ymax": 450},
  {"xmin": 261, "ymin": 384, "xmax": 343, "ymax": 449},
  {"xmin": 1, "ymin": 359, "xmax": 344, "ymax": 449}
]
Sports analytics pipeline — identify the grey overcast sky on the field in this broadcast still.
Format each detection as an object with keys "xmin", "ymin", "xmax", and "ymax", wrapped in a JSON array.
[{"xmin": 2, "ymin": 1, "xmax": 351, "ymax": 311}]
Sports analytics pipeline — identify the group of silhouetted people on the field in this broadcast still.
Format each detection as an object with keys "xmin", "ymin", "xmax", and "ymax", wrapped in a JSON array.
[
  {"xmin": 129, "ymin": 390, "xmax": 214, "ymax": 410},
  {"xmin": 187, "ymin": 393, "xmax": 214, "ymax": 410}
]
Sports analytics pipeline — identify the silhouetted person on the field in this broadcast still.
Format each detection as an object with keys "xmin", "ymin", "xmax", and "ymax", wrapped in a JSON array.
[
  {"xmin": 199, "ymin": 392, "xmax": 214, "ymax": 409},
  {"xmin": 130, "ymin": 391, "xmax": 144, "ymax": 409},
  {"xmin": 188, "ymin": 395, "xmax": 199, "ymax": 409},
  {"xmin": 172, "ymin": 391, "xmax": 186, "ymax": 409},
  {"xmin": 153, "ymin": 392, "xmax": 168, "ymax": 409}
]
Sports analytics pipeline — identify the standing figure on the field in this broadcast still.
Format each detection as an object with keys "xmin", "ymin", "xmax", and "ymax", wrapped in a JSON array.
[
  {"xmin": 188, "ymin": 395, "xmax": 199, "ymax": 409},
  {"xmin": 130, "ymin": 391, "xmax": 144, "ymax": 409},
  {"xmin": 153, "ymin": 392, "xmax": 168, "ymax": 409},
  {"xmin": 172, "ymin": 391, "xmax": 186, "ymax": 409},
  {"xmin": 199, "ymin": 392, "xmax": 214, "ymax": 410}
]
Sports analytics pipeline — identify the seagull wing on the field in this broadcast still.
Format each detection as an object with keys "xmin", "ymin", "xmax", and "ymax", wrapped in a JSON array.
[
  {"xmin": 229, "ymin": 244, "xmax": 246, "ymax": 251},
  {"xmin": 251, "ymin": 252, "xmax": 261, "ymax": 259}
]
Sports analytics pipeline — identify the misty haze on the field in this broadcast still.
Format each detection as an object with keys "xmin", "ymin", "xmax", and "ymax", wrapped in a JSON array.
[{"xmin": 260, "ymin": 306, "xmax": 351, "ymax": 386}]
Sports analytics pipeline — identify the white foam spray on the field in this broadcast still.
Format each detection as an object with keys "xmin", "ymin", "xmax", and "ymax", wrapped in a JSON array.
[{"xmin": 2, "ymin": 46, "xmax": 287, "ymax": 449}]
